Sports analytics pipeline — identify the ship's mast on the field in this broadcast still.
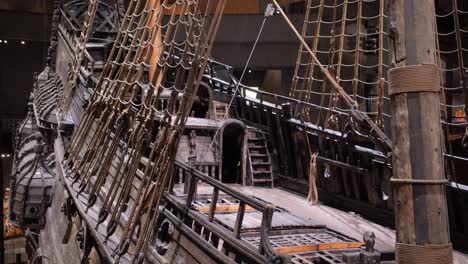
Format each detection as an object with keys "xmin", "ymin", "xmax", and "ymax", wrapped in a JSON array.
[{"xmin": 388, "ymin": 0, "xmax": 453, "ymax": 262}]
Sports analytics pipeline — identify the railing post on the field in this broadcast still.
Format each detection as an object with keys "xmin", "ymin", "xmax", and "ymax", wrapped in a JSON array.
[
  {"xmin": 183, "ymin": 168, "xmax": 189, "ymax": 194},
  {"xmin": 281, "ymin": 103, "xmax": 292, "ymax": 120},
  {"xmin": 185, "ymin": 170, "xmax": 197, "ymax": 208},
  {"xmin": 233, "ymin": 202, "xmax": 246, "ymax": 239},
  {"xmin": 208, "ymin": 188, "xmax": 219, "ymax": 222},
  {"xmin": 259, "ymin": 205, "xmax": 274, "ymax": 255},
  {"xmin": 228, "ymin": 78, "xmax": 234, "ymax": 95},
  {"xmin": 259, "ymin": 204, "xmax": 290, "ymax": 263},
  {"xmin": 168, "ymin": 166, "xmax": 176, "ymax": 194}
]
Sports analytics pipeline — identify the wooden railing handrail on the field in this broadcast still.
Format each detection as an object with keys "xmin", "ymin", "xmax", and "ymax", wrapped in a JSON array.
[
  {"xmin": 210, "ymin": 74, "xmax": 351, "ymax": 118},
  {"xmin": 174, "ymin": 161, "xmax": 271, "ymax": 211},
  {"xmin": 171, "ymin": 161, "xmax": 286, "ymax": 261},
  {"xmin": 60, "ymin": 9, "xmax": 79, "ymax": 32}
]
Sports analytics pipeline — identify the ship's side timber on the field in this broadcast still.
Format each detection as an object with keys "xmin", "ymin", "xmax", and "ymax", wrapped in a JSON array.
[
  {"xmin": 207, "ymin": 70, "xmax": 395, "ymax": 226},
  {"xmin": 39, "ymin": 149, "xmax": 82, "ymax": 263},
  {"xmin": 23, "ymin": 1, "xmax": 468, "ymax": 262},
  {"xmin": 206, "ymin": 60, "xmax": 468, "ymax": 253},
  {"xmin": 42, "ymin": 38, "xmax": 370, "ymax": 263},
  {"xmin": 48, "ymin": 131, "xmax": 207, "ymax": 264}
]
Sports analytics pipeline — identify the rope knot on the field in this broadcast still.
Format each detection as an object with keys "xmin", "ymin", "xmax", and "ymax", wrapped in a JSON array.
[
  {"xmin": 172, "ymin": 125, "xmax": 183, "ymax": 135},
  {"xmin": 308, "ymin": 152, "xmax": 319, "ymax": 205}
]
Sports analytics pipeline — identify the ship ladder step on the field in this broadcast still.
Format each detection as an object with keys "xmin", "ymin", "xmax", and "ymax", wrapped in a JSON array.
[
  {"xmin": 212, "ymin": 101, "xmax": 230, "ymax": 120},
  {"xmin": 246, "ymin": 127, "xmax": 274, "ymax": 187}
]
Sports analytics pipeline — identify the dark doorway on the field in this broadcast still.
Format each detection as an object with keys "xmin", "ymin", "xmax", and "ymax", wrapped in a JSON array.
[
  {"xmin": 191, "ymin": 84, "xmax": 211, "ymax": 118},
  {"xmin": 221, "ymin": 122, "xmax": 244, "ymax": 184}
]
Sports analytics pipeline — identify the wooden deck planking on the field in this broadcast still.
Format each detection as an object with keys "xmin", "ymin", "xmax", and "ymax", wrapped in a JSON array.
[
  {"xmin": 230, "ymin": 185, "xmax": 468, "ymax": 263},
  {"xmin": 213, "ymin": 211, "xmax": 319, "ymax": 231}
]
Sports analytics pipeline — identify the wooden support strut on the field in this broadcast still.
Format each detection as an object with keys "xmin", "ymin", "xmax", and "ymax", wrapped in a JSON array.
[
  {"xmin": 198, "ymin": 204, "xmax": 254, "ymax": 213},
  {"xmin": 388, "ymin": 0, "xmax": 453, "ymax": 263},
  {"xmin": 274, "ymin": 241, "xmax": 364, "ymax": 254}
]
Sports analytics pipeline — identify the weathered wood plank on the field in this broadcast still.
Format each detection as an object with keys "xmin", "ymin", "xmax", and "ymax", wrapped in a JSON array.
[{"xmin": 389, "ymin": 0, "xmax": 451, "ymax": 255}]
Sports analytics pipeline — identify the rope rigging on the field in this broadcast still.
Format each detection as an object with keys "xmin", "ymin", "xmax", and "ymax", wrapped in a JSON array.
[
  {"xmin": 52, "ymin": 0, "xmax": 468, "ymax": 261},
  {"xmin": 275, "ymin": 0, "xmax": 391, "ymax": 153},
  {"xmin": 63, "ymin": 0, "xmax": 227, "ymax": 262},
  {"xmin": 197, "ymin": 3, "xmax": 274, "ymax": 168},
  {"xmin": 60, "ymin": 0, "xmax": 100, "ymax": 118},
  {"xmin": 289, "ymin": 0, "xmax": 389, "ymax": 127},
  {"xmin": 434, "ymin": 0, "xmax": 468, "ymax": 157}
]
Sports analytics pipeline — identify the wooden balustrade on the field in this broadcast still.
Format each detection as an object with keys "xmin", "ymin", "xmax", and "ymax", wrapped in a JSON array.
[{"xmin": 167, "ymin": 161, "xmax": 284, "ymax": 261}]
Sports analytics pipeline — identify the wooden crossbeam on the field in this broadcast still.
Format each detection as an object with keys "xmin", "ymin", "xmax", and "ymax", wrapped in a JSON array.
[
  {"xmin": 274, "ymin": 241, "xmax": 363, "ymax": 254},
  {"xmin": 196, "ymin": 204, "xmax": 255, "ymax": 213}
]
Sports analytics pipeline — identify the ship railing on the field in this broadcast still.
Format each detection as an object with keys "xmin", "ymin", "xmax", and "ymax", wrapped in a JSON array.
[
  {"xmin": 205, "ymin": 71, "xmax": 379, "ymax": 149},
  {"xmin": 59, "ymin": 8, "xmax": 79, "ymax": 32},
  {"xmin": 211, "ymin": 73, "xmax": 349, "ymax": 116},
  {"xmin": 164, "ymin": 47, "xmax": 352, "ymax": 130},
  {"xmin": 82, "ymin": 48, "xmax": 96, "ymax": 76},
  {"xmin": 58, "ymin": 8, "xmax": 80, "ymax": 48},
  {"xmin": 204, "ymin": 66, "xmax": 369, "ymax": 137},
  {"xmin": 209, "ymin": 69, "xmax": 468, "ymax": 177},
  {"xmin": 163, "ymin": 160, "xmax": 289, "ymax": 263},
  {"xmin": 172, "ymin": 162, "xmax": 219, "ymax": 188}
]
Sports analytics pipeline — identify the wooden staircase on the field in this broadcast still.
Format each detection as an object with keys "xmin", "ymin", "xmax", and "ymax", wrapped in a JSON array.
[
  {"xmin": 212, "ymin": 101, "xmax": 230, "ymax": 120},
  {"xmin": 246, "ymin": 128, "xmax": 274, "ymax": 187}
]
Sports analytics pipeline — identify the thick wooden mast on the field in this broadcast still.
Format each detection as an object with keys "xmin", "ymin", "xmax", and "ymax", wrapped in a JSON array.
[
  {"xmin": 388, "ymin": 0, "xmax": 453, "ymax": 263},
  {"xmin": 148, "ymin": 0, "xmax": 162, "ymax": 83}
]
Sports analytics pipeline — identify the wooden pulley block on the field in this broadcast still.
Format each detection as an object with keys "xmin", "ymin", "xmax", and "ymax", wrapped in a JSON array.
[
  {"xmin": 77, "ymin": 182, "xmax": 88, "ymax": 196},
  {"xmin": 97, "ymin": 208, "xmax": 109, "ymax": 226},
  {"xmin": 72, "ymin": 172, "xmax": 82, "ymax": 184},
  {"xmin": 105, "ymin": 221, "xmax": 118, "ymax": 241},
  {"xmin": 116, "ymin": 239, "xmax": 132, "ymax": 258},
  {"xmin": 87, "ymin": 193, "xmax": 98, "ymax": 208}
]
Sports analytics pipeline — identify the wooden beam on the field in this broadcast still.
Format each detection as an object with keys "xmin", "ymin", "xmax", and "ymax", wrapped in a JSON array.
[
  {"xmin": 199, "ymin": 204, "xmax": 254, "ymax": 213},
  {"xmin": 233, "ymin": 202, "xmax": 246, "ymax": 238},
  {"xmin": 186, "ymin": 175, "xmax": 198, "ymax": 208},
  {"xmin": 274, "ymin": 242, "xmax": 364, "ymax": 254},
  {"xmin": 389, "ymin": 0, "xmax": 452, "ymax": 260},
  {"xmin": 148, "ymin": 0, "xmax": 162, "ymax": 84},
  {"xmin": 207, "ymin": 188, "xmax": 219, "ymax": 221}
]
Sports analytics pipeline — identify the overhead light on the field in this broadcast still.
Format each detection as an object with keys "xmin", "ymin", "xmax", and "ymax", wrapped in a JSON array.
[
  {"xmin": 248, "ymin": 69, "xmax": 252, "ymax": 73},
  {"xmin": 20, "ymin": 40, "xmax": 25, "ymax": 45},
  {"xmin": 1, "ymin": 154, "xmax": 5, "ymax": 158},
  {"xmin": 4, "ymin": 40, "xmax": 7, "ymax": 43},
  {"xmin": 6, "ymin": 154, "xmax": 10, "ymax": 157}
]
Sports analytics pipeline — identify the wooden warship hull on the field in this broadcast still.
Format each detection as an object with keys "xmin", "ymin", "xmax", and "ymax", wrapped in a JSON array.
[
  {"xmin": 28, "ymin": 122, "xmax": 465, "ymax": 263},
  {"xmin": 14, "ymin": 28, "xmax": 468, "ymax": 264},
  {"xmin": 39, "ymin": 136, "xmax": 211, "ymax": 264},
  {"xmin": 35, "ymin": 128, "xmax": 468, "ymax": 264},
  {"xmin": 39, "ymin": 131, "xmax": 363, "ymax": 263},
  {"xmin": 9, "ymin": 1, "xmax": 468, "ymax": 263}
]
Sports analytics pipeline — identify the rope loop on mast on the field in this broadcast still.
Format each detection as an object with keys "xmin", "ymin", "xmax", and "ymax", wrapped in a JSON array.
[{"xmin": 390, "ymin": 178, "xmax": 448, "ymax": 185}]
